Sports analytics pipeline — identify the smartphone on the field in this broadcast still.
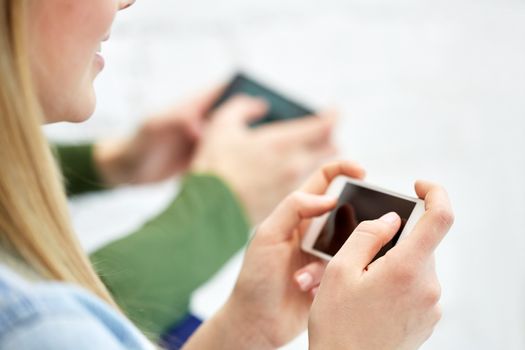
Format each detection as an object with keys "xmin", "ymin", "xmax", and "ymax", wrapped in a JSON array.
[
  {"xmin": 302, "ymin": 176, "xmax": 425, "ymax": 262},
  {"xmin": 212, "ymin": 73, "xmax": 316, "ymax": 127}
]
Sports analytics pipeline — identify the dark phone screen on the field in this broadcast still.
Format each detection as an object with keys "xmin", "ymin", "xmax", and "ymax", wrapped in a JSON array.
[
  {"xmin": 313, "ymin": 182, "xmax": 417, "ymax": 261},
  {"xmin": 212, "ymin": 73, "xmax": 315, "ymax": 127}
]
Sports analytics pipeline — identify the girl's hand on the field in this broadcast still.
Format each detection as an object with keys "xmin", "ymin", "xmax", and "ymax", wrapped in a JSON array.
[
  {"xmin": 183, "ymin": 161, "xmax": 366, "ymax": 350},
  {"xmin": 93, "ymin": 86, "xmax": 223, "ymax": 186},
  {"xmin": 308, "ymin": 181, "xmax": 454, "ymax": 350},
  {"xmin": 191, "ymin": 95, "xmax": 338, "ymax": 225}
]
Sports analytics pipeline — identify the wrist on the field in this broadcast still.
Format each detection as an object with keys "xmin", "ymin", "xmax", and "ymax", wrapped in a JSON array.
[
  {"xmin": 308, "ymin": 317, "xmax": 346, "ymax": 350},
  {"xmin": 93, "ymin": 139, "xmax": 132, "ymax": 186},
  {"xmin": 211, "ymin": 299, "xmax": 276, "ymax": 350}
]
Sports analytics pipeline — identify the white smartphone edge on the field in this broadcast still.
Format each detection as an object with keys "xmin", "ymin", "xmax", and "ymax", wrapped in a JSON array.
[{"xmin": 301, "ymin": 175, "xmax": 425, "ymax": 261}]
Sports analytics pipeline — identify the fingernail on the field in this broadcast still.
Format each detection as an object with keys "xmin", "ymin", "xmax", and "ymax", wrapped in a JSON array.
[
  {"xmin": 296, "ymin": 272, "xmax": 313, "ymax": 291},
  {"xmin": 380, "ymin": 212, "xmax": 399, "ymax": 224}
]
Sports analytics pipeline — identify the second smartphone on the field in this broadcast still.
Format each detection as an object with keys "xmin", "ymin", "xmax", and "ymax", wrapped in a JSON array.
[{"xmin": 211, "ymin": 73, "xmax": 316, "ymax": 127}]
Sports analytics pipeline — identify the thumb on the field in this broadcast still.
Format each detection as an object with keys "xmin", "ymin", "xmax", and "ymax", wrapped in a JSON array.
[
  {"xmin": 257, "ymin": 192, "xmax": 337, "ymax": 244},
  {"xmin": 335, "ymin": 212, "xmax": 401, "ymax": 271},
  {"xmin": 183, "ymin": 115, "xmax": 204, "ymax": 141},
  {"xmin": 212, "ymin": 95, "xmax": 268, "ymax": 126}
]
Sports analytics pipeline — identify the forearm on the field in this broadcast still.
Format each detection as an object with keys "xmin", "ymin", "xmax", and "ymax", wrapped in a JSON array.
[
  {"xmin": 53, "ymin": 144, "xmax": 109, "ymax": 195},
  {"xmin": 90, "ymin": 173, "xmax": 250, "ymax": 337},
  {"xmin": 92, "ymin": 138, "xmax": 137, "ymax": 186},
  {"xmin": 183, "ymin": 302, "xmax": 274, "ymax": 350}
]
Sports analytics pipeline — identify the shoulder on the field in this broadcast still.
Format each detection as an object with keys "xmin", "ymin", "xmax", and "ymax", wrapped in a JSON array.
[{"xmin": 0, "ymin": 266, "xmax": 153, "ymax": 350}]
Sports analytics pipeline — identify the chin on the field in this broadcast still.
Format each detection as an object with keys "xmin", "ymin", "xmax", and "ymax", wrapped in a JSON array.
[
  {"xmin": 39, "ymin": 79, "xmax": 98, "ymax": 124},
  {"xmin": 63, "ymin": 89, "xmax": 97, "ymax": 123}
]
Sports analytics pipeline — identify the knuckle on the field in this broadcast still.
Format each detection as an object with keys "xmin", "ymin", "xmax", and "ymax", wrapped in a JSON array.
[
  {"xmin": 320, "ymin": 162, "xmax": 337, "ymax": 179},
  {"xmin": 271, "ymin": 137, "xmax": 288, "ymax": 151},
  {"xmin": 424, "ymin": 283, "xmax": 442, "ymax": 306},
  {"xmin": 432, "ymin": 304, "xmax": 443, "ymax": 325},
  {"xmin": 321, "ymin": 161, "xmax": 337, "ymax": 173},
  {"xmin": 354, "ymin": 220, "xmax": 379, "ymax": 235},
  {"xmin": 221, "ymin": 95, "xmax": 259, "ymax": 114},
  {"xmin": 217, "ymin": 97, "xmax": 243, "ymax": 114},
  {"xmin": 229, "ymin": 94, "xmax": 251, "ymax": 104},
  {"xmin": 392, "ymin": 264, "xmax": 418, "ymax": 284},
  {"xmin": 256, "ymin": 220, "xmax": 270, "ymax": 236},
  {"xmin": 422, "ymin": 325, "xmax": 436, "ymax": 343},
  {"xmin": 283, "ymin": 164, "xmax": 302, "ymax": 182},
  {"xmin": 325, "ymin": 258, "xmax": 347, "ymax": 281},
  {"xmin": 431, "ymin": 206, "xmax": 455, "ymax": 229},
  {"xmin": 285, "ymin": 191, "xmax": 304, "ymax": 210},
  {"xmin": 354, "ymin": 220, "xmax": 390, "ymax": 243},
  {"xmin": 307, "ymin": 262, "xmax": 326, "ymax": 278}
]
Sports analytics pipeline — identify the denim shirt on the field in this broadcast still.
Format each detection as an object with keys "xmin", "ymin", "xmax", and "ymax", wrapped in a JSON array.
[{"xmin": 0, "ymin": 266, "xmax": 155, "ymax": 350}]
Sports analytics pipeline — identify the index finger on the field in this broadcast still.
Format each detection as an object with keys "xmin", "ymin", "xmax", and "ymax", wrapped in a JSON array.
[
  {"xmin": 184, "ymin": 83, "xmax": 227, "ymax": 117},
  {"xmin": 257, "ymin": 192, "xmax": 337, "ymax": 244},
  {"xmin": 394, "ymin": 180, "xmax": 455, "ymax": 263},
  {"xmin": 299, "ymin": 160, "xmax": 366, "ymax": 194},
  {"xmin": 257, "ymin": 111, "xmax": 336, "ymax": 147}
]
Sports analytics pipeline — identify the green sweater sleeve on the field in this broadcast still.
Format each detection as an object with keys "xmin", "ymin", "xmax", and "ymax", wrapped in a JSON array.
[
  {"xmin": 90, "ymin": 173, "xmax": 250, "ymax": 338},
  {"xmin": 54, "ymin": 144, "xmax": 107, "ymax": 196}
]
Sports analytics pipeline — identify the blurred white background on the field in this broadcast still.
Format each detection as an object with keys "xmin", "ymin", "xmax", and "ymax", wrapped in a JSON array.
[{"xmin": 45, "ymin": 0, "xmax": 525, "ymax": 348}]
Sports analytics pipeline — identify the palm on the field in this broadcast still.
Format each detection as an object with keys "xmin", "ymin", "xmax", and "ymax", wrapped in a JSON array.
[
  {"xmin": 131, "ymin": 119, "xmax": 195, "ymax": 182},
  {"xmin": 233, "ymin": 225, "xmax": 317, "ymax": 346},
  {"xmin": 118, "ymin": 86, "xmax": 224, "ymax": 184}
]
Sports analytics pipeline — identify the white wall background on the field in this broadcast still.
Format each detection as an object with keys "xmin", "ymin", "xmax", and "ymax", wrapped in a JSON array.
[{"xmin": 45, "ymin": 0, "xmax": 525, "ymax": 348}]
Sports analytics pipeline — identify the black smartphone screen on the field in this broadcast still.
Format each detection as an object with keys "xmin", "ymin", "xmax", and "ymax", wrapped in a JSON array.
[
  {"xmin": 313, "ymin": 182, "xmax": 417, "ymax": 261},
  {"xmin": 212, "ymin": 73, "xmax": 315, "ymax": 127}
]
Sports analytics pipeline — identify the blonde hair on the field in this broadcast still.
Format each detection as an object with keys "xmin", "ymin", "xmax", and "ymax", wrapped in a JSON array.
[{"xmin": 0, "ymin": 0, "xmax": 116, "ymax": 306}]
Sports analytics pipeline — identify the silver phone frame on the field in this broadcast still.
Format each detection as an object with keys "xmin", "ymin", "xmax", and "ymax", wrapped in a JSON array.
[{"xmin": 301, "ymin": 175, "xmax": 425, "ymax": 261}]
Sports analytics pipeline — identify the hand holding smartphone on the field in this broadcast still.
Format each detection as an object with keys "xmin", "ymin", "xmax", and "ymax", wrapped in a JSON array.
[
  {"xmin": 212, "ymin": 73, "xmax": 316, "ymax": 127},
  {"xmin": 302, "ymin": 176, "xmax": 425, "ymax": 262}
]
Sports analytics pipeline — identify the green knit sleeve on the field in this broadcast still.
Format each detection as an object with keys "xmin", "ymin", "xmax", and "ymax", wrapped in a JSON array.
[
  {"xmin": 54, "ymin": 144, "xmax": 108, "ymax": 196},
  {"xmin": 89, "ymin": 173, "xmax": 250, "ymax": 338}
]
